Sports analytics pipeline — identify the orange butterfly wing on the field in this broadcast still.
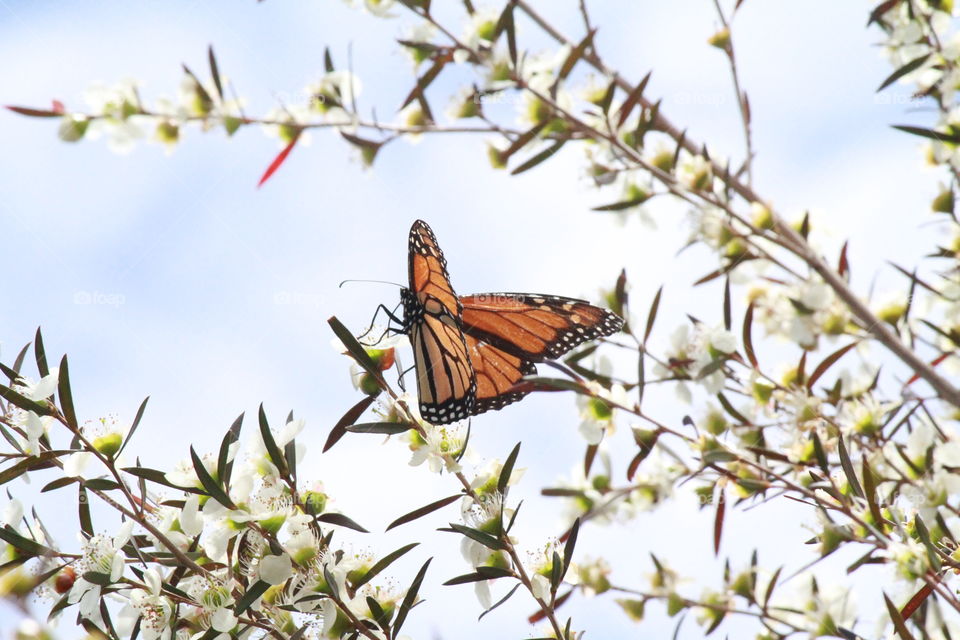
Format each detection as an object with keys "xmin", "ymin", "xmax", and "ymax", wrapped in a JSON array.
[
  {"xmin": 404, "ymin": 220, "xmax": 477, "ymax": 424},
  {"xmin": 463, "ymin": 333, "xmax": 537, "ymax": 416},
  {"xmin": 459, "ymin": 293, "xmax": 623, "ymax": 361}
]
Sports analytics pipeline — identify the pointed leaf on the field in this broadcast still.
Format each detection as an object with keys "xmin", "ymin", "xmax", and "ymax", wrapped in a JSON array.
[
  {"xmin": 392, "ymin": 557, "xmax": 431, "ymax": 636},
  {"xmin": 498, "ymin": 442, "xmax": 521, "ymax": 496},
  {"xmin": 316, "ymin": 512, "xmax": 368, "ymax": 533},
  {"xmin": 208, "ymin": 45, "xmax": 224, "ymax": 100},
  {"xmin": 351, "ymin": 543, "xmax": 419, "ymax": 590},
  {"xmin": 190, "ymin": 446, "xmax": 234, "ymax": 509},
  {"xmin": 324, "ymin": 395, "xmax": 377, "ymax": 453},
  {"xmin": 118, "ymin": 396, "xmax": 149, "ymax": 457},
  {"xmin": 510, "ymin": 139, "xmax": 566, "ymax": 175},
  {"xmin": 806, "ymin": 342, "xmax": 857, "ymax": 390},
  {"xmin": 257, "ymin": 405, "xmax": 288, "ymax": 477},
  {"xmin": 878, "ymin": 54, "xmax": 931, "ymax": 91},
  {"xmin": 257, "ymin": 132, "xmax": 300, "ymax": 188},
  {"xmin": 386, "ymin": 493, "xmax": 462, "ymax": 530}
]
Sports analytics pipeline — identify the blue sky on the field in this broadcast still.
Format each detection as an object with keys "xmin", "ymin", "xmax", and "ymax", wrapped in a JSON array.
[{"xmin": 0, "ymin": 1, "xmax": 942, "ymax": 638}]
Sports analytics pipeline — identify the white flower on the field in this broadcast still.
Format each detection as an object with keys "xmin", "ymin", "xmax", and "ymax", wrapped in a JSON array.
[
  {"xmin": 179, "ymin": 494, "xmax": 203, "ymax": 537},
  {"xmin": 63, "ymin": 452, "xmax": 94, "ymax": 478},
  {"xmin": 259, "ymin": 553, "xmax": 293, "ymax": 585},
  {"xmin": 409, "ymin": 422, "xmax": 466, "ymax": 473},
  {"xmin": 211, "ymin": 607, "xmax": 238, "ymax": 633},
  {"xmin": 530, "ymin": 573, "xmax": 551, "ymax": 601},
  {"xmin": 116, "ymin": 568, "xmax": 173, "ymax": 640}
]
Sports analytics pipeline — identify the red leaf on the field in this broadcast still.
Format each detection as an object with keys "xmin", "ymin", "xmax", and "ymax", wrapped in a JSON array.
[
  {"xmin": 257, "ymin": 132, "xmax": 301, "ymax": 188},
  {"xmin": 713, "ymin": 489, "xmax": 725, "ymax": 555},
  {"xmin": 5, "ymin": 105, "xmax": 63, "ymax": 118},
  {"xmin": 906, "ymin": 351, "xmax": 951, "ymax": 385}
]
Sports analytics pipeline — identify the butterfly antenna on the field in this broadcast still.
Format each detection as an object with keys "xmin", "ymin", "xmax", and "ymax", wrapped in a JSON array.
[{"xmin": 339, "ymin": 278, "xmax": 404, "ymax": 289}]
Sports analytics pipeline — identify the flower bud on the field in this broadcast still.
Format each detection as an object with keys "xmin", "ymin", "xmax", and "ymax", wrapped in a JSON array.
[
  {"xmin": 707, "ymin": 27, "xmax": 731, "ymax": 50},
  {"xmin": 750, "ymin": 202, "xmax": 774, "ymax": 230},
  {"xmin": 932, "ymin": 186, "xmax": 954, "ymax": 214},
  {"xmin": 53, "ymin": 567, "xmax": 76, "ymax": 594},
  {"xmin": 58, "ymin": 115, "xmax": 90, "ymax": 142},
  {"xmin": 666, "ymin": 591, "xmax": 685, "ymax": 616},
  {"xmin": 487, "ymin": 143, "xmax": 507, "ymax": 169},
  {"xmin": 93, "ymin": 432, "xmax": 123, "ymax": 458}
]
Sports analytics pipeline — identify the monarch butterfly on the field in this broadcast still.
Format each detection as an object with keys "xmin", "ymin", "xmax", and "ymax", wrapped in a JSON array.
[{"xmin": 394, "ymin": 220, "xmax": 623, "ymax": 425}]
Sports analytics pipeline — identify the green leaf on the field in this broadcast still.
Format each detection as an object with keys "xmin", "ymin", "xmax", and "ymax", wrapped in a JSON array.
[
  {"xmin": 0, "ymin": 525, "xmax": 56, "ymax": 557},
  {"xmin": 892, "ymin": 124, "xmax": 960, "ymax": 145},
  {"xmin": 315, "ymin": 512, "xmax": 368, "ymax": 533},
  {"xmin": 562, "ymin": 518, "xmax": 580, "ymax": 582},
  {"xmin": 83, "ymin": 478, "xmax": 121, "ymax": 491},
  {"xmin": 217, "ymin": 413, "xmax": 244, "ymax": 487},
  {"xmin": 510, "ymin": 139, "xmax": 566, "ymax": 175},
  {"xmin": 208, "ymin": 45, "xmax": 224, "ymax": 101},
  {"xmin": 743, "ymin": 302, "xmax": 758, "ymax": 368},
  {"xmin": 723, "ymin": 277, "xmax": 732, "ymax": 331},
  {"xmin": 806, "ymin": 342, "xmax": 858, "ymax": 391},
  {"xmin": 328, "ymin": 317, "xmax": 382, "ymax": 380},
  {"xmin": 0, "ymin": 382, "xmax": 52, "ymax": 416},
  {"xmin": 493, "ymin": 2, "xmax": 517, "ymax": 64},
  {"xmin": 324, "ymin": 395, "xmax": 377, "ymax": 453},
  {"xmin": 498, "ymin": 442, "xmax": 521, "ymax": 496},
  {"xmin": 877, "ymin": 54, "xmax": 931, "ymax": 91},
  {"xmin": 257, "ymin": 405, "xmax": 289, "ymax": 478},
  {"xmin": 78, "ymin": 485, "xmax": 93, "ymax": 537},
  {"xmin": 837, "ymin": 437, "xmax": 864, "ymax": 499},
  {"xmin": 393, "ymin": 558, "xmax": 431, "ymax": 636},
  {"xmin": 615, "ymin": 71, "xmax": 652, "ymax": 128},
  {"xmin": 550, "ymin": 550, "xmax": 562, "ymax": 591},
  {"xmin": 83, "ymin": 571, "xmax": 113, "ymax": 586},
  {"xmin": 0, "ymin": 450, "xmax": 64, "ymax": 485},
  {"xmin": 883, "ymin": 592, "xmax": 917, "ymax": 640},
  {"xmin": 57, "ymin": 355, "xmax": 78, "ymax": 430},
  {"xmin": 644, "ymin": 286, "xmax": 663, "ymax": 345},
  {"xmin": 235, "ymin": 580, "xmax": 270, "ymax": 615},
  {"xmin": 190, "ymin": 446, "xmax": 234, "ymax": 509},
  {"xmin": 351, "ymin": 543, "xmax": 419, "ymax": 590},
  {"xmin": 117, "ymin": 396, "xmax": 149, "ymax": 458},
  {"xmin": 913, "ymin": 514, "xmax": 941, "ymax": 572},
  {"xmin": 448, "ymin": 524, "xmax": 506, "ymax": 551},
  {"xmin": 591, "ymin": 196, "xmax": 650, "ymax": 212},
  {"xmin": 401, "ymin": 57, "xmax": 447, "ymax": 110},
  {"xmin": 12, "ymin": 342, "xmax": 30, "ymax": 376},
  {"xmin": 386, "ymin": 493, "xmax": 463, "ymax": 531},
  {"xmin": 516, "ymin": 376, "xmax": 585, "ymax": 394},
  {"xmin": 41, "ymin": 477, "xmax": 78, "ymax": 493},
  {"xmin": 478, "ymin": 583, "xmax": 521, "ymax": 621},
  {"xmin": 34, "ymin": 328, "xmax": 50, "ymax": 377},
  {"xmin": 122, "ymin": 466, "xmax": 202, "ymax": 493},
  {"xmin": 345, "ymin": 422, "xmax": 415, "ymax": 435},
  {"xmin": 443, "ymin": 566, "xmax": 513, "ymax": 585},
  {"xmin": 558, "ymin": 29, "xmax": 596, "ymax": 80},
  {"xmin": 324, "ymin": 47, "xmax": 335, "ymax": 73}
]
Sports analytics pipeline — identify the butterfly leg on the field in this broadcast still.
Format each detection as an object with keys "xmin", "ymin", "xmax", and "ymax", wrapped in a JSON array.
[
  {"xmin": 357, "ymin": 302, "xmax": 404, "ymax": 344},
  {"xmin": 396, "ymin": 364, "xmax": 415, "ymax": 392}
]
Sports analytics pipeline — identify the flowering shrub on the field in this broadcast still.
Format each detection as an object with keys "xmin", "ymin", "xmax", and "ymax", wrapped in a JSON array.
[{"xmin": 5, "ymin": 1, "xmax": 960, "ymax": 638}]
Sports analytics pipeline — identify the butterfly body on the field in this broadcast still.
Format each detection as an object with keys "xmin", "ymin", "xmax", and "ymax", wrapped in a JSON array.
[{"xmin": 398, "ymin": 220, "xmax": 622, "ymax": 425}]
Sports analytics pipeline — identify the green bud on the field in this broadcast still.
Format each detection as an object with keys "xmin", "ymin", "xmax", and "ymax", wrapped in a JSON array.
[
  {"xmin": 58, "ymin": 115, "xmax": 89, "ymax": 142},
  {"xmin": 932, "ymin": 187, "xmax": 954, "ymax": 214},
  {"xmin": 707, "ymin": 27, "xmax": 731, "ymax": 50},
  {"xmin": 92, "ymin": 432, "xmax": 123, "ymax": 458}
]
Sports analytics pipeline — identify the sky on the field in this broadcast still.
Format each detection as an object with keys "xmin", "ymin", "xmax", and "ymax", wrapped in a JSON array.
[{"xmin": 0, "ymin": 0, "xmax": 947, "ymax": 638}]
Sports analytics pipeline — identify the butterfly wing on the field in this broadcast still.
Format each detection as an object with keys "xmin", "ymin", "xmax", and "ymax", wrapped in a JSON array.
[
  {"xmin": 404, "ymin": 220, "xmax": 477, "ymax": 424},
  {"xmin": 464, "ymin": 332, "xmax": 537, "ymax": 416},
  {"xmin": 460, "ymin": 293, "xmax": 623, "ymax": 361},
  {"xmin": 408, "ymin": 219, "xmax": 461, "ymax": 316}
]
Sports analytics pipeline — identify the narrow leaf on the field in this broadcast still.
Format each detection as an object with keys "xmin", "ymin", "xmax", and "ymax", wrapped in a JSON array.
[
  {"xmin": 351, "ymin": 543, "xmax": 419, "ymax": 590},
  {"xmin": 324, "ymin": 395, "xmax": 377, "ymax": 453},
  {"xmin": 257, "ymin": 132, "xmax": 300, "ymax": 188},
  {"xmin": 510, "ymin": 139, "xmax": 566, "ymax": 175},
  {"xmin": 498, "ymin": 442, "xmax": 521, "ymax": 496},
  {"xmin": 316, "ymin": 512, "xmax": 368, "ymax": 533},
  {"xmin": 386, "ymin": 493, "xmax": 462, "ymax": 530},
  {"xmin": 393, "ymin": 558, "xmax": 431, "ymax": 636},
  {"xmin": 806, "ymin": 342, "xmax": 857, "ymax": 390},
  {"xmin": 644, "ymin": 286, "xmax": 663, "ymax": 344}
]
